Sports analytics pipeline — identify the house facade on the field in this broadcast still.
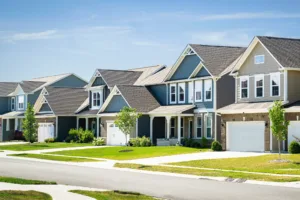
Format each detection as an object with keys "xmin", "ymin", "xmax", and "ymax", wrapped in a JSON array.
[{"xmin": 218, "ymin": 36, "xmax": 300, "ymax": 152}]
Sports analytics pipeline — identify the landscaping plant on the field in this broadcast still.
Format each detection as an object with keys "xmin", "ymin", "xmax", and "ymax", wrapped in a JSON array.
[
  {"xmin": 115, "ymin": 107, "xmax": 141, "ymax": 146},
  {"xmin": 211, "ymin": 141, "xmax": 222, "ymax": 151},
  {"xmin": 129, "ymin": 136, "xmax": 151, "ymax": 147},
  {"xmin": 67, "ymin": 128, "xmax": 94, "ymax": 143},
  {"xmin": 269, "ymin": 101, "xmax": 290, "ymax": 159},
  {"xmin": 44, "ymin": 138, "xmax": 55, "ymax": 143},
  {"xmin": 93, "ymin": 137, "xmax": 105, "ymax": 146},
  {"xmin": 22, "ymin": 103, "xmax": 38, "ymax": 143},
  {"xmin": 288, "ymin": 141, "xmax": 300, "ymax": 154}
]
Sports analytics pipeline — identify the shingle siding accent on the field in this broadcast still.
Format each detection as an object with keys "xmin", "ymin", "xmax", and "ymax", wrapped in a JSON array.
[{"xmin": 170, "ymin": 55, "xmax": 200, "ymax": 81}]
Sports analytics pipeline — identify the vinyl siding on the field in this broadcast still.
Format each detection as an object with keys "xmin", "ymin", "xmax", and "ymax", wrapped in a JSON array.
[
  {"xmin": 2, "ymin": 119, "xmax": 15, "ymax": 141},
  {"xmin": 288, "ymin": 71, "xmax": 300, "ymax": 103},
  {"xmin": 147, "ymin": 85, "xmax": 167, "ymax": 105},
  {"xmin": 28, "ymin": 90, "xmax": 41, "ymax": 106},
  {"xmin": 104, "ymin": 95, "xmax": 128, "ymax": 113},
  {"xmin": 92, "ymin": 77, "xmax": 106, "ymax": 87},
  {"xmin": 0, "ymin": 97, "xmax": 10, "ymax": 114},
  {"xmin": 50, "ymin": 75, "xmax": 87, "ymax": 88},
  {"xmin": 39, "ymin": 103, "xmax": 52, "ymax": 112},
  {"xmin": 216, "ymin": 73, "xmax": 235, "ymax": 109},
  {"xmin": 195, "ymin": 67, "xmax": 210, "ymax": 78},
  {"xmin": 170, "ymin": 55, "xmax": 200, "ymax": 81}
]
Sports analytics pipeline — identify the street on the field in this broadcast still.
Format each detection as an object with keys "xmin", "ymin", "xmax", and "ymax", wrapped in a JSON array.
[{"xmin": 0, "ymin": 157, "xmax": 298, "ymax": 200}]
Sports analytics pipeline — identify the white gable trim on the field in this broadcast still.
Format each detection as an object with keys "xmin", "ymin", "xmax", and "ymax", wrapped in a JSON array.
[
  {"xmin": 86, "ymin": 69, "xmax": 109, "ymax": 90},
  {"xmin": 189, "ymin": 62, "xmax": 213, "ymax": 79},
  {"xmin": 230, "ymin": 37, "xmax": 284, "ymax": 75},
  {"xmin": 33, "ymin": 88, "xmax": 55, "ymax": 115}
]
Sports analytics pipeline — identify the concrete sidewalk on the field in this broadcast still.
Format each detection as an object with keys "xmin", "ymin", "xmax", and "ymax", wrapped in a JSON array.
[{"xmin": 0, "ymin": 182, "xmax": 107, "ymax": 200}]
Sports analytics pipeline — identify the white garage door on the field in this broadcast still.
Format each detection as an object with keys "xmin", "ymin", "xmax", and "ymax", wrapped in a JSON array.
[
  {"xmin": 227, "ymin": 121, "xmax": 265, "ymax": 152},
  {"xmin": 288, "ymin": 121, "xmax": 300, "ymax": 146},
  {"xmin": 38, "ymin": 123, "xmax": 54, "ymax": 142},
  {"xmin": 107, "ymin": 122, "xmax": 129, "ymax": 146}
]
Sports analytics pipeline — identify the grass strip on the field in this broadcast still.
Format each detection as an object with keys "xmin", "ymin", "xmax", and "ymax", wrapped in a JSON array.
[
  {"xmin": 10, "ymin": 153, "xmax": 99, "ymax": 162},
  {"xmin": 0, "ymin": 176, "xmax": 56, "ymax": 185},
  {"xmin": 0, "ymin": 190, "xmax": 52, "ymax": 200}
]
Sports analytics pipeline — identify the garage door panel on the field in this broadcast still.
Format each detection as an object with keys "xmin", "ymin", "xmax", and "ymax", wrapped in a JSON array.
[
  {"xmin": 288, "ymin": 122, "xmax": 300, "ymax": 147},
  {"xmin": 227, "ymin": 122, "xmax": 265, "ymax": 152},
  {"xmin": 107, "ymin": 122, "xmax": 130, "ymax": 146},
  {"xmin": 38, "ymin": 123, "xmax": 54, "ymax": 142}
]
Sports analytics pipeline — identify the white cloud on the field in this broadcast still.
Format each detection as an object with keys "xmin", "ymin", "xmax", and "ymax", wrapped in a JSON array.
[{"xmin": 9, "ymin": 30, "xmax": 58, "ymax": 41}]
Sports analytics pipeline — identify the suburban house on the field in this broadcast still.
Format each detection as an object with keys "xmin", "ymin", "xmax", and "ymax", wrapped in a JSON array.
[
  {"xmin": 218, "ymin": 36, "xmax": 300, "ymax": 152},
  {"xmin": 98, "ymin": 44, "xmax": 246, "ymax": 146},
  {"xmin": 1, "ymin": 73, "xmax": 87, "ymax": 141}
]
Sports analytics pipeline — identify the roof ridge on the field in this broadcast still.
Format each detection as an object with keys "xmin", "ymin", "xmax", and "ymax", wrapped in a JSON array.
[
  {"xmin": 190, "ymin": 43, "xmax": 246, "ymax": 48},
  {"xmin": 31, "ymin": 73, "xmax": 71, "ymax": 80},
  {"xmin": 128, "ymin": 65, "xmax": 161, "ymax": 70},
  {"xmin": 257, "ymin": 35, "xmax": 300, "ymax": 41}
]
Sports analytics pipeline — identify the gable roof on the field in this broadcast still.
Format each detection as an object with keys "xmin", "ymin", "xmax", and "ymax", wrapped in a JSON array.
[
  {"xmin": 42, "ymin": 87, "xmax": 88, "ymax": 116},
  {"xmin": 96, "ymin": 69, "xmax": 142, "ymax": 87},
  {"xmin": 20, "ymin": 81, "xmax": 46, "ymax": 93},
  {"xmin": 134, "ymin": 67, "xmax": 172, "ymax": 86},
  {"xmin": 0, "ymin": 82, "xmax": 19, "ymax": 97},
  {"xmin": 189, "ymin": 44, "xmax": 246, "ymax": 76},
  {"xmin": 131, "ymin": 65, "xmax": 166, "ymax": 85},
  {"xmin": 257, "ymin": 36, "xmax": 300, "ymax": 69}
]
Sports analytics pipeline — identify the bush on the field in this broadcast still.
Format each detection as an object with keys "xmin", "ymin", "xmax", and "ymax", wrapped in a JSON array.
[
  {"xmin": 66, "ymin": 128, "xmax": 94, "ymax": 143},
  {"xmin": 211, "ymin": 141, "xmax": 222, "ymax": 151},
  {"xmin": 67, "ymin": 128, "xmax": 81, "ymax": 143},
  {"xmin": 201, "ymin": 137, "xmax": 209, "ymax": 148},
  {"xmin": 44, "ymin": 138, "xmax": 55, "ymax": 143},
  {"xmin": 183, "ymin": 138, "xmax": 193, "ymax": 147},
  {"xmin": 288, "ymin": 141, "xmax": 300, "ymax": 154},
  {"xmin": 93, "ymin": 137, "xmax": 105, "ymax": 146},
  {"xmin": 191, "ymin": 141, "xmax": 201, "ymax": 148},
  {"xmin": 129, "ymin": 136, "xmax": 151, "ymax": 147}
]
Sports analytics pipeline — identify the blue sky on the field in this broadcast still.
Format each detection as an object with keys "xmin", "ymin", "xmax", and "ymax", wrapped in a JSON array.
[{"xmin": 1, "ymin": 0, "xmax": 300, "ymax": 82}]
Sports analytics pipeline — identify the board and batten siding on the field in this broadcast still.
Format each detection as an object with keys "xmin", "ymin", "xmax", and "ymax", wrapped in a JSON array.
[
  {"xmin": 170, "ymin": 54, "xmax": 200, "ymax": 81},
  {"xmin": 138, "ymin": 115, "xmax": 150, "ymax": 138}
]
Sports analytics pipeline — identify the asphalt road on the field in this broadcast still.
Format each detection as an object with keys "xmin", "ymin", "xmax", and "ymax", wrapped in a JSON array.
[{"xmin": 0, "ymin": 157, "xmax": 299, "ymax": 200}]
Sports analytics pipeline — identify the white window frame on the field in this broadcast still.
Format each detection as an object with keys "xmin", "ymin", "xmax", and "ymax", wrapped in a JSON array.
[
  {"xmin": 188, "ymin": 81, "xmax": 194, "ymax": 103},
  {"xmin": 254, "ymin": 55, "xmax": 265, "ymax": 64},
  {"xmin": 255, "ymin": 75, "xmax": 264, "ymax": 98},
  {"xmin": 194, "ymin": 80, "xmax": 202, "ymax": 102},
  {"xmin": 170, "ymin": 84, "xmax": 177, "ymax": 104},
  {"xmin": 205, "ymin": 114, "xmax": 212, "ymax": 139},
  {"xmin": 240, "ymin": 76, "xmax": 249, "ymax": 99},
  {"xmin": 170, "ymin": 118, "xmax": 175, "ymax": 138},
  {"xmin": 17, "ymin": 95, "xmax": 25, "ymax": 110},
  {"xmin": 180, "ymin": 118, "xmax": 184, "ymax": 138},
  {"xmin": 204, "ymin": 79, "xmax": 212, "ymax": 102},
  {"xmin": 196, "ymin": 117, "xmax": 202, "ymax": 138},
  {"xmin": 11, "ymin": 97, "xmax": 15, "ymax": 111},
  {"xmin": 270, "ymin": 72, "xmax": 280, "ymax": 97},
  {"xmin": 178, "ymin": 83, "xmax": 185, "ymax": 104},
  {"xmin": 6, "ymin": 119, "xmax": 10, "ymax": 131},
  {"xmin": 91, "ymin": 90, "xmax": 102, "ymax": 109}
]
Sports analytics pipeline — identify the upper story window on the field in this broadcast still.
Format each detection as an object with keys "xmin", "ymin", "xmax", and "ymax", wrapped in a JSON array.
[
  {"xmin": 18, "ymin": 95, "xmax": 24, "ymax": 110},
  {"xmin": 204, "ymin": 79, "xmax": 212, "ymax": 101},
  {"xmin": 170, "ymin": 84, "xmax": 177, "ymax": 104},
  {"xmin": 270, "ymin": 73, "xmax": 280, "ymax": 97},
  {"xmin": 254, "ymin": 55, "xmax": 265, "ymax": 64},
  {"xmin": 178, "ymin": 83, "xmax": 185, "ymax": 103},
  {"xmin": 11, "ymin": 97, "xmax": 15, "ymax": 111},
  {"xmin": 240, "ymin": 76, "xmax": 249, "ymax": 99},
  {"xmin": 188, "ymin": 82, "xmax": 193, "ymax": 103},
  {"xmin": 255, "ymin": 75, "xmax": 264, "ymax": 98},
  {"xmin": 92, "ymin": 91, "xmax": 101, "ymax": 108},
  {"xmin": 195, "ymin": 80, "xmax": 202, "ymax": 102}
]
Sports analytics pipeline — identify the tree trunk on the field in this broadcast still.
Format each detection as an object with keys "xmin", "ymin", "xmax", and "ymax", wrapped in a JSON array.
[{"xmin": 278, "ymin": 140, "xmax": 281, "ymax": 160}]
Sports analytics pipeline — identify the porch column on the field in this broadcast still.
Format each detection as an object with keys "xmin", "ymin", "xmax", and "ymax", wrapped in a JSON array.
[
  {"xmin": 150, "ymin": 116, "xmax": 154, "ymax": 143},
  {"xmin": 96, "ymin": 117, "xmax": 99, "ymax": 138},
  {"xmin": 76, "ymin": 117, "xmax": 79, "ymax": 129},
  {"xmin": 15, "ymin": 118, "xmax": 18, "ymax": 130},
  {"xmin": 85, "ymin": 118, "xmax": 88, "ymax": 130},
  {"xmin": 166, "ymin": 116, "xmax": 171, "ymax": 139},
  {"xmin": 177, "ymin": 116, "xmax": 181, "ymax": 143}
]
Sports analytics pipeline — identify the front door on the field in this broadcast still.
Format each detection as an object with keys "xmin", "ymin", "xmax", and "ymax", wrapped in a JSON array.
[{"xmin": 189, "ymin": 120, "xmax": 193, "ymax": 138}]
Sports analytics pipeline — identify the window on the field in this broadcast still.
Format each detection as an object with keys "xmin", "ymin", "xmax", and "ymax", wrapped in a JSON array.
[
  {"xmin": 18, "ymin": 95, "xmax": 24, "ymax": 110},
  {"xmin": 206, "ymin": 114, "xmax": 212, "ymax": 138},
  {"xmin": 92, "ymin": 92, "xmax": 101, "ymax": 108},
  {"xmin": 196, "ymin": 117, "xmax": 202, "ymax": 138},
  {"xmin": 270, "ymin": 73, "xmax": 280, "ymax": 97},
  {"xmin": 195, "ymin": 80, "xmax": 202, "ymax": 102},
  {"xmin": 170, "ymin": 84, "xmax": 177, "ymax": 104},
  {"xmin": 178, "ymin": 83, "xmax": 185, "ymax": 103},
  {"xmin": 6, "ymin": 119, "xmax": 10, "ymax": 131},
  {"xmin": 204, "ymin": 79, "xmax": 212, "ymax": 101},
  {"xmin": 11, "ymin": 97, "xmax": 15, "ymax": 111},
  {"xmin": 240, "ymin": 76, "xmax": 249, "ymax": 98},
  {"xmin": 188, "ymin": 82, "xmax": 193, "ymax": 103},
  {"xmin": 254, "ymin": 55, "xmax": 265, "ymax": 64},
  {"xmin": 170, "ymin": 118, "xmax": 175, "ymax": 138},
  {"xmin": 180, "ymin": 118, "xmax": 184, "ymax": 138},
  {"xmin": 255, "ymin": 75, "xmax": 264, "ymax": 98}
]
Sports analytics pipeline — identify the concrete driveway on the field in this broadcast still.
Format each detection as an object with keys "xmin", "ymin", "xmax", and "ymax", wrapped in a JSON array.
[{"xmin": 126, "ymin": 151, "xmax": 268, "ymax": 165}]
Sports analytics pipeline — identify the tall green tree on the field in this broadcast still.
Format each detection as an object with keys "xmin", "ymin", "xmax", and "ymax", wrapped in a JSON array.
[
  {"xmin": 115, "ymin": 107, "xmax": 141, "ymax": 146},
  {"xmin": 269, "ymin": 101, "xmax": 289, "ymax": 159},
  {"xmin": 23, "ymin": 103, "xmax": 38, "ymax": 143}
]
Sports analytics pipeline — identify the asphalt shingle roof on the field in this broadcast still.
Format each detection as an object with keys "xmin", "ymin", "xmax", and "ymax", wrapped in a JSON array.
[
  {"xmin": 20, "ymin": 81, "xmax": 46, "ymax": 93},
  {"xmin": 97, "ymin": 69, "xmax": 142, "ymax": 87},
  {"xmin": 189, "ymin": 44, "xmax": 246, "ymax": 76},
  {"xmin": 117, "ymin": 85, "xmax": 160, "ymax": 112},
  {"xmin": 0, "ymin": 82, "xmax": 19, "ymax": 96},
  {"xmin": 45, "ymin": 87, "xmax": 88, "ymax": 116},
  {"xmin": 257, "ymin": 36, "xmax": 300, "ymax": 69}
]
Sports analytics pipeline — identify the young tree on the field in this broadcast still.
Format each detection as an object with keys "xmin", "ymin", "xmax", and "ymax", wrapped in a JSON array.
[
  {"xmin": 115, "ymin": 107, "xmax": 141, "ymax": 146},
  {"xmin": 23, "ymin": 103, "xmax": 38, "ymax": 143},
  {"xmin": 269, "ymin": 101, "xmax": 290, "ymax": 159}
]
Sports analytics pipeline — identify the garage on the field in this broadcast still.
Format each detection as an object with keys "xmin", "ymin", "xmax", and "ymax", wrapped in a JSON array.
[
  {"xmin": 106, "ymin": 122, "xmax": 129, "ymax": 146},
  {"xmin": 288, "ymin": 121, "xmax": 300, "ymax": 147},
  {"xmin": 226, "ymin": 121, "xmax": 265, "ymax": 152},
  {"xmin": 38, "ymin": 123, "xmax": 54, "ymax": 142}
]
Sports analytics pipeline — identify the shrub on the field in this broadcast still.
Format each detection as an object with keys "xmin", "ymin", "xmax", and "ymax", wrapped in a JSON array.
[
  {"xmin": 44, "ymin": 138, "xmax": 55, "ymax": 143},
  {"xmin": 67, "ymin": 128, "xmax": 81, "ymax": 143},
  {"xmin": 201, "ymin": 137, "xmax": 209, "ymax": 148},
  {"xmin": 80, "ymin": 130, "xmax": 94, "ymax": 143},
  {"xmin": 191, "ymin": 141, "xmax": 201, "ymax": 148},
  {"xmin": 211, "ymin": 141, "xmax": 222, "ymax": 151},
  {"xmin": 183, "ymin": 138, "xmax": 193, "ymax": 147},
  {"xmin": 288, "ymin": 141, "xmax": 300, "ymax": 154},
  {"xmin": 93, "ymin": 137, "xmax": 105, "ymax": 146},
  {"xmin": 129, "ymin": 136, "xmax": 151, "ymax": 147}
]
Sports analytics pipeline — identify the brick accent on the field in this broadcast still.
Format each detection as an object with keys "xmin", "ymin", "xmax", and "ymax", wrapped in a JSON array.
[{"xmin": 221, "ymin": 113, "xmax": 270, "ymax": 151}]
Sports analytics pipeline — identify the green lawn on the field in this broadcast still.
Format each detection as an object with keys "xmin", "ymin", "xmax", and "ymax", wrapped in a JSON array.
[
  {"xmin": 115, "ymin": 163, "xmax": 300, "ymax": 182},
  {"xmin": 0, "ymin": 142, "xmax": 92, "ymax": 151},
  {"xmin": 0, "ymin": 190, "xmax": 52, "ymax": 200},
  {"xmin": 170, "ymin": 154, "xmax": 300, "ymax": 175},
  {"xmin": 70, "ymin": 190, "xmax": 156, "ymax": 200},
  {"xmin": 48, "ymin": 146, "xmax": 206, "ymax": 160},
  {"xmin": 0, "ymin": 176, "xmax": 56, "ymax": 185},
  {"xmin": 10, "ymin": 153, "xmax": 99, "ymax": 162}
]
